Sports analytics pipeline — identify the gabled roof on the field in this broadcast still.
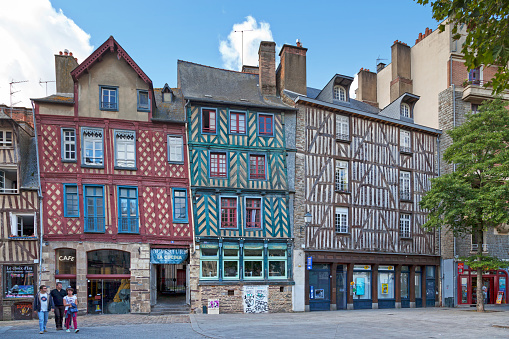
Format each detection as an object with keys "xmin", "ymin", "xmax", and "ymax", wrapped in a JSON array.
[
  {"xmin": 31, "ymin": 94, "xmax": 74, "ymax": 105},
  {"xmin": 152, "ymin": 87, "xmax": 186, "ymax": 123},
  {"xmin": 71, "ymin": 36, "xmax": 152, "ymax": 87}
]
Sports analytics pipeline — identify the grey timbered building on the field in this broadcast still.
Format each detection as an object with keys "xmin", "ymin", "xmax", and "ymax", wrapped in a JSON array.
[{"xmin": 276, "ymin": 42, "xmax": 441, "ymax": 311}]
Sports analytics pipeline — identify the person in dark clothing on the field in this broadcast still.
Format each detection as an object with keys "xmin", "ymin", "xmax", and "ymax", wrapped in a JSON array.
[{"xmin": 50, "ymin": 282, "xmax": 66, "ymax": 330}]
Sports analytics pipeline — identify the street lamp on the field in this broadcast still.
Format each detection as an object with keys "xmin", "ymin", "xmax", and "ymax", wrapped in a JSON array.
[{"xmin": 302, "ymin": 212, "xmax": 312, "ymax": 234}]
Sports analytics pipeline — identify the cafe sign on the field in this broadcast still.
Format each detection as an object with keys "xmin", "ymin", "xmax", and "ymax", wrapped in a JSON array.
[{"xmin": 150, "ymin": 249, "xmax": 188, "ymax": 264}]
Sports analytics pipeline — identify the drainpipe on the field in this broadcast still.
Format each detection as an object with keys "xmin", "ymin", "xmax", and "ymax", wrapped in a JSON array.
[
  {"xmin": 450, "ymin": 54, "xmax": 458, "ymax": 306},
  {"xmin": 32, "ymin": 102, "xmax": 44, "ymax": 287}
]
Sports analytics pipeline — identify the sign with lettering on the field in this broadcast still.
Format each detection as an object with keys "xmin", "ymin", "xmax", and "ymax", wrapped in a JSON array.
[
  {"xmin": 150, "ymin": 249, "xmax": 188, "ymax": 264},
  {"xmin": 307, "ymin": 257, "xmax": 312, "ymax": 270},
  {"xmin": 58, "ymin": 256, "xmax": 75, "ymax": 262},
  {"xmin": 497, "ymin": 291, "xmax": 504, "ymax": 304},
  {"xmin": 458, "ymin": 262, "xmax": 464, "ymax": 274},
  {"xmin": 12, "ymin": 302, "xmax": 33, "ymax": 320}
]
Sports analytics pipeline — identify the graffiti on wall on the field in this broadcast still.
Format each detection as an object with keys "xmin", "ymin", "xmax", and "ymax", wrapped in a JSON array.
[{"xmin": 243, "ymin": 285, "xmax": 268, "ymax": 313}]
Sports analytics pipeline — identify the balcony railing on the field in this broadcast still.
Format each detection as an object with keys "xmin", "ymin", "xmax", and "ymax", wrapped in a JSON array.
[
  {"xmin": 336, "ymin": 133, "xmax": 350, "ymax": 142},
  {"xmin": 84, "ymin": 217, "xmax": 105, "ymax": 233},
  {"xmin": 471, "ymin": 244, "xmax": 488, "ymax": 252},
  {"xmin": 0, "ymin": 187, "xmax": 18, "ymax": 194},
  {"xmin": 118, "ymin": 217, "xmax": 139, "ymax": 233},
  {"xmin": 100, "ymin": 101, "xmax": 117, "ymax": 110},
  {"xmin": 462, "ymin": 80, "xmax": 509, "ymax": 102},
  {"xmin": 400, "ymin": 146, "xmax": 412, "ymax": 154}
]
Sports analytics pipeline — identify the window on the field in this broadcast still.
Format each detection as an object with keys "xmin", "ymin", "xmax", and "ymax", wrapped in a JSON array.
[
  {"xmin": 333, "ymin": 85, "xmax": 346, "ymax": 101},
  {"xmin": 335, "ymin": 207, "xmax": 348, "ymax": 233},
  {"xmin": 56, "ymin": 248, "xmax": 76, "ymax": 275},
  {"xmin": 64, "ymin": 184, "xmax": 79, "ymax": 217},
  {"xmin": 471, "ymin": 231, "xmax": 488, "ymax": 252},
  {"xmin": 246, "ymin": 198, "xmax": 262, "ymax": 228},
  {"xmin": 61, "ymin": 128, "xmax": 76, "ymax": 161},
  {"xmin": 4, "ymin": 265, "xmax": 35, "ymax": 298},
  {"xmin": 168, "ymin": 135, "xmax": 184, "ymax": 163},
  {"xmin": 87, "ymin": 250, "xmax": 130, "ymax": 275},
  {"xmin": 401, "ymin": 266, "xmax": 410, "ymax": 300},
  {"xmin": 230, "ymin": 111, "xmax": 246, "ymax": 134},
  {"xmin": 137, "ymin": 90, "xmax": 149, "ymax": 111},
  {"xmin": 400, "ymin": 130, "xmax": 411, "ymax": 153},
  {"xmin": 0, "ymin": 130, "xmax": 13, "ymax": 147},
  {"xmin": 400, "ymin": 171, "xmax": 411, "ymax": 200},
  {"xmin": 0, "ymin": 169, "xmax": 17, "ymax": 194},
  {"xmin": 249, "ymin": 154, "xmax": 266, "ymax": 180},
  {"xmin": 471, "ymin": 103, "xmax": 479, "ymax": 114},
  {"xmin": 10, "ymin": 214, "xmax": 35, "ymax": 238},
  {"xmin": 378, "ymin": 266, "xmax": 395, "ymax": 300},
  {"xmin": 118, "ymin": 186, "xmax": 138, "ymax": 233},
  {"xmin": 115, "ymin": 130, "xmax": 136, "ymax": 168},
  {"xmin": 336, "ymin": 115, "xmax": 350, "ymax": 141},
  {"xmin": 415, "ymin": 266, "xmax": 422, "ymax": 299},
  {"xmin": 200, "ymin": 244, "xmax": 219, "ymax": 279},
  {"xmin": 210, "ymin": 152, "xmax": 227, "ymax": 178},
  {"xmin": 400, "ymin": 214, "xmax": 411, "ymax": 238},
  {"xmin": 84, "ymin": 185, "xmax": 105, "ymax": 232},
  {"xmin": 243, "ymin": 244, "xmax": 264, "ymax": 279},
  {"xmin": 258, "ymin": 114, "xmax": 273, "ymax": 136},
  {"xmin": 82, "ymin": 128, "xmax": 103, "ymax": 166},
  {"xmin": 173, "ymin": 189, "xmax": 188, "ymax": 223},
  {"xmin": 220, "ymin": 197, "xmax": 237, "ymax": 228},
  {"xmin": 202, "ymin": 109, "xmax": 217, "ymax": 133},
  {"xmin": 335, "ymin": 160, "xmax": 348, "ymax": 192},
  {"xmin": 469, "ymin": 67, "xmax": 481, "ymax": 85},
  {"xmin": 400, "ymin": 103, "xmax": 411, "ymax": 118},
  {"xmin": 223, "ymin": 244, "xmax": 239, "ymax": 279},
  {"xmin": 353, "ymin": 265, "xmax": 371, "ymax": 300},
  {"xmin": 268, "ymin": 244, "xmax": 287, "ymax": 279},
  {"xmin": 100, "ymin": 86, "xmax": 118, "ymax": 110}
]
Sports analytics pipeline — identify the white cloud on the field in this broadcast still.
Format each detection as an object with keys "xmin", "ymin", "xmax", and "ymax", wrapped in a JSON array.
[
  {"xmin": 0, "ymin": 0, "xmax": 93, "ymax": 107},
  {"xmin": 350, "ymin": 75, "xmax": 358, "ymax": 99},
  {"xmin": 219, "ymin": 16, "xmax": 274, "ymax": 71}
]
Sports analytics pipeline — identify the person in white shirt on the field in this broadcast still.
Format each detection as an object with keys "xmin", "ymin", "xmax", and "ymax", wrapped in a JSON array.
[
  {"xmin": 63, "ymin": 287, "xmax": 79, "ymax": 333},
  {"xmin": 33, "ymin": 285, "xmax": 54, "ymax": 334}
]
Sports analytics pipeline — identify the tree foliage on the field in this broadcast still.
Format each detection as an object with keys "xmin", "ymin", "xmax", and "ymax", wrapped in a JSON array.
[{"xmin": 416, "ymin": 0, "xmax": 509, "ymax": 94}]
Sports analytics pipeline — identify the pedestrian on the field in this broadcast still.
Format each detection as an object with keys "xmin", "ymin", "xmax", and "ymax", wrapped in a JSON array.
[
  {"xmin": 33, "ymin": 285, "xmax": 54, "ymax": 334},
  {"xmin": 50, "ymin": 281, "xmax": 66, "ymax": 330},
  {"xmin": 63, "ymin": 287, "xmax": 79, "ymax": 333}
]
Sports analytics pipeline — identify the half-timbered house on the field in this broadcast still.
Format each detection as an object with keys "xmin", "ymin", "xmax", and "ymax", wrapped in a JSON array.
[
  {"xmin": 32, "ymin": 37, "xmax": 193, "ymax": 315},
  {"xmin": 277, "ymin": 42, "xmax": 441, "ymax": 311},
  {"xmin": 181, "ymin": 41, "xmax": 296, "ymax": 313},
  {"xmin": 0, "ymin": 106, "xmax": 40, "ymax": 320}
]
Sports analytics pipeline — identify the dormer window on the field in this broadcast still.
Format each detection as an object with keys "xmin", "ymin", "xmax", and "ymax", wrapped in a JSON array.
[
  {"xmin": 400, "ymin": 103, "xmax": 411, "ymax": 118},
  {"xmin": 0, "ymin": 130, "xmax": 13, "ymax": 147},
  {"xmin": 162, "ymin": 83, "xmax": 173, "ymax": 102},
  {"xmin": 334, "ymin": 86, "xmax": 346, "ymax": 101}
]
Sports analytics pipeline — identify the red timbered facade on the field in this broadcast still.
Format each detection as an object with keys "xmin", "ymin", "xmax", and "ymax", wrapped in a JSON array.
[{"xmin": 33, "ymin": 37, "xmax": 192, "ymax": 315}]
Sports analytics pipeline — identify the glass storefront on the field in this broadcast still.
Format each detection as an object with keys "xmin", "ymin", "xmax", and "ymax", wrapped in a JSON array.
[
  {"xmin": 4, "ymin": 265, "xmax": 34, "ymax": 298},
  {"xmin": 457, "ymin": 264, "xmax": 508, "ymax": 305},
  {"xmin": 353, "ymin": 265, "xmax": 371, "ymax": 300},
  {"xmin": 56, "ymin": 248, "xmax": 77, "ymax": 292},
  {"xmin": 378, "ymin": 266, "xmax": 395, "ymax": 299}
]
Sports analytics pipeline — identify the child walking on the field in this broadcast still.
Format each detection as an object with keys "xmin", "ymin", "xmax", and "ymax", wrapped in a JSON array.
[{"xmin": 63, "ymin": 287, "xmax": 79, "ymax": 333}]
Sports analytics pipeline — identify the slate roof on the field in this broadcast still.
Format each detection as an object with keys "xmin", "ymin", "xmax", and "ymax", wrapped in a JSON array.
[
  {"xmin": 31, "ymin": 94, "xmax": 74, "ymax": 105},
  {"xmin": 20, "ymin": 136, "xmax": 39, "ymax": 190},
  {"xmin": 152, "ymin": 86, "xmax": 186, "ymax": 123},
  {"xmin": 378, "ymin": 93, "xmax": 420, "ymax": 120},
  {"xmin": 178, "ymin": 60, "xmax": 293, "ymax": 110}
]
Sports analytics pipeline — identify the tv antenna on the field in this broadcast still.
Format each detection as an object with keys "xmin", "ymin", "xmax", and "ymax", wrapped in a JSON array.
[
  {"xmin": 234, "ymin": 29, "xmax": 253, "ymax": 68},
  {"xmin": 39, "ymin": 79, "xmax": 55, "ymax": 96},
  {"xmin": 376, "ymin": 55, "xmax": 388, "ymax": 65},
  {"xmin": 9, "ymin": 79, "xmax": 29, "ymax": 115}
]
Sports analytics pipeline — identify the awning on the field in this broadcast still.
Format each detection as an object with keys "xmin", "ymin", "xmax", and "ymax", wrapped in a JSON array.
[{"xmin": 150, "ymin": 249, "xmax": 188, "ymax": 264}]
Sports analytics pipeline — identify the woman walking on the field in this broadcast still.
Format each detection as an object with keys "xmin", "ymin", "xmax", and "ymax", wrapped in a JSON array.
[{"xmin": 63, "ymin": 287, "xmax": 79, "ymax": 333}]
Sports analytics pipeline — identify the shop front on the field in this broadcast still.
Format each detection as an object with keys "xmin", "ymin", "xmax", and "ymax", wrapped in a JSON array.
[
  {"xmin": 149, "ymin": 248, "xmax": 189, "ymax": 306},
  {"xmin": 2, "ymin": 264, "xmax": 36, "ymax": 320},
  {"xmin": 305, "ymin": 251, "xmax": 439, "ymax": 311},
  {"xmin": 458, "ymin": 264, "xmax": 508, "ymax": 305}
]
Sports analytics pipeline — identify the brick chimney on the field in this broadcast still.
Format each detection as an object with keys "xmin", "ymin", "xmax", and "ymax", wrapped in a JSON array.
[
  {"xmin": 390, "ymin": 41, "xmax": 413, "ymax": 102},
  {"xmin": 55, "ymin": 50, "xmax": 79, "ymax": 94},
  {"xmin": 276, "ymin": 42, "xmax": 307, "ymax": 95},
  {"xmin": 258, "ymin": 41, "xmax": 277, "ymax": 96},
  {"xmin": 357, "ymin": 69, "xmax": 378, "ymax": 108}
]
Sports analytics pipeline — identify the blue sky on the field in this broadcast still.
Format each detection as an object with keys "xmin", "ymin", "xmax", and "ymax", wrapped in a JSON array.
[{"xmin": 1, "ymin": 0, "xmax": 438, "ymax": 106}]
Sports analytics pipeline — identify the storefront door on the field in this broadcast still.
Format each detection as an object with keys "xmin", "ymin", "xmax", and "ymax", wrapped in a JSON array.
[
  {"xmin": 336, "ymin": 267, "xmax": 346, "ymax": 310},
  {"xmin": 87, "ymin": 279, "xmax": 130, "ymax": 314},
  {"xmin": 309, "ymin": 264, "xmax": 330, "ymax": 311}
]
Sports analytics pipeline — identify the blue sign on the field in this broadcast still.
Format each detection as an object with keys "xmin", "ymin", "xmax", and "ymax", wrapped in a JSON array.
[
  {"xmin": 150, "ymin": 249, "xmax": 188, "ymax": 264},
  {"xmin": 310, "ymin": 285, "xmax": 314, "ymax": 299},
  {"xmin": 307, "ymin": 257, "xmax": 313, "ymax": 270},
  {"xmin": 356, "ymin": 278, "xmax": 365, "ymax": 296}
]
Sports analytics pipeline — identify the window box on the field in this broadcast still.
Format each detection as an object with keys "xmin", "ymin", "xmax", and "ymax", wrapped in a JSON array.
[
  {"xmin": 137, "ymin": 90, "xmax": 150, "ymax": 112},
  {"xmin": 8, "ymin": 235, "xmax": 38, "ymax": 240},
  {"xmin": 100, "ymin": 86, "xmax": 118, "ymax": 111}
]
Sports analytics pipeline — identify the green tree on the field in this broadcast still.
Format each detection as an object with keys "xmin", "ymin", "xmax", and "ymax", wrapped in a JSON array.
[
  {"xmin": 416, "ymin": 0, "xmax": 509, "ymax": 94},
  {"xmin": 420, "ymin": 99, "xmax": 509, "ymax": 311}
]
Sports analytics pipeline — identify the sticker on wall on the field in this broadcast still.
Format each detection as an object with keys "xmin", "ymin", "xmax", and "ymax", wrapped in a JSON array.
[
  {"xmin": 382, "ymin": 283, "xmax": 389, "ymax": 295},
  {"xmin": 243, "ymin": 285, "xmax": 268, "ymax": 313}
]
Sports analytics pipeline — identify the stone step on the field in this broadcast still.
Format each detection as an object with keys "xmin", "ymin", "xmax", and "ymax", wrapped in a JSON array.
[{"xmin": 149, "ymin": 309, "xmax": 190, "ymax": 315}]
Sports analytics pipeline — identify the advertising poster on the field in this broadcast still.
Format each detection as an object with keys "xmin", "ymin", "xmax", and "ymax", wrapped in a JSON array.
[
  {"xmin": 382, "ymin": 283, "xmax": 389, "ymax": 295},
  {"xmin": 243, "ymin": 285, "xmax": 268, "ymax": 313},
  {"xmin": 356, "ymin": 278, "xmax": 365, "ymax": 296}
]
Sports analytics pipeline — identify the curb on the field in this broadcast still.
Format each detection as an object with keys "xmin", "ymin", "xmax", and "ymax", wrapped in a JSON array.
[{"xmin": 189, "ymin": 314, "xmax": 221, "ymax": 339}]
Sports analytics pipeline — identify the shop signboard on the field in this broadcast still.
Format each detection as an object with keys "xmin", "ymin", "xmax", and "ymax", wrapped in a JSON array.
[
  {"xmin": 496, "ymin": 291, "xmax": 504, "ymax": 304},
  {"xmin": 458, "ymin": 262, "xmax": 464, "ymax": 274},
  {"xmin": 150, "ymin": 249, "xmax": 188, "ymax": 264}
]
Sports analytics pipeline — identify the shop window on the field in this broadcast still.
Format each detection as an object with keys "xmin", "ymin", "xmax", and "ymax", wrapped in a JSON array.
[
  {"xmin": 243, "ymin": 244, "xmax": 264, "ymax": 279},
  {"xmin": 56, "ymin": 248, "xmax": 76, "ymax": 275},
  {"xmin": 401, "ymin": 266, "xmax": 410, "ymax": 299},
  {"xmin": 118, "ymin": 186, "xmax": 139, "ymax": 233},
  {"xmin": 268, "ymin": 244, "xmax": 287, "ymax": 279},
  {"xmin": 82, "ymin": 128, "xmax": 104, "ymax": 166},
  {"xmin": 245, "ymin": 198, "xmax": 262, "ymax": 229},
  {"xmin": 353, "ymin": 265, "xmax": 371, "ymax": 300},
  {"xmin": 87, "ymin": 250, "xmax": 130, "ymax": 275},
  {"xmin": 0, "ymin": 129, "xmax": 13, "ymax": 147},
  {"xmin": 200, "ymin": 244, "xmax": 219, "ymax": 279},
  {"xmin": 335, "ymin": 160, "xmax": 348, "ymax": 192},
  {"xmin": 168, "ymin": 135, "xmax": 184, "ymax": 163},
  {"xmin": 173, "ymin": 189, "xmax": 188, "ymax": 223},
  {"xmin": 415, "ymin": 266, "xmax": 422, "ymax": 299},
  {"xmin": 61, "ymin": 128, "xmax": 76, "ymax": 161},
  {"xmin": 400, "ymin": 171, "xmax": 411, "ymax": 201},
  {"xmin": 222, "ymin": 244, "xmax": 239, "ymax": 280},
  {"xmin": 10, "ymin": 214, "xmax": 36, "ymax": 238},
  {"xmin": 229, "ymin": 111, "xmax": 246, "ymax": 134},
  {"xmin": 202, "ymin": 108, "xmax": 217, "ymax": 134},
  {"xmin": 336, "ymin": 115, "xmax": 350, "ymax": 141},
  {"xmin": 84, "ymin": 185, "xmax": 105, "ymax": 233},
  {"xmin": 4, "ymin": 265, "xmax": 35, "ymax": 298},
  {"xmin": 115, "ymin": 130, "xmax": 136, "ymax": 169},
  {"xmin": 64, "ymin": 184, "xmax": 79, "ymax": 217},
  {"xmin": 220, "ymin": 197, "xmax": 237, "ymax": 228},
  {"xmin": 378, "ymin": 266, "xmax": 395, "ymax": 300}
]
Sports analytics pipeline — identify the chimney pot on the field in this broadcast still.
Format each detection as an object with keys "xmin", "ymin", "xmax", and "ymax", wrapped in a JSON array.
[
  {"xmin": 69, "ymin": 52, "xmax": 73, "ymax": 56},
  {"xmin": 59, "ymin": 51, "xmax": 63, "ymax": 55}
]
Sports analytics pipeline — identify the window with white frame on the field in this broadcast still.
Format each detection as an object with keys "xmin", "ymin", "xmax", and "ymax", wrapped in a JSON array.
[
  {"xmin": 400, "ymin": 213, "xmax": 411, "ymax": 238},
  {"xmin": 400, "ymin": 130, "xmax": 411, "ymax": 153},
  {"xmin": 400, "ymin": 171, "xmax": 411, "ymax": 200},
  {"xmin": 0, "ymin": 130, "xmax": 13, "ymax": 147},
  {"xmin": 115, "ymin": 130, "xmax": 135, "ymax": 168},
  {"xmin": 200, "ymin": 245, "xmax": 219, "ymax": 279},
  {"xmin": 335, "ymin": 160, "xmax": 348, "ymax": 192},
  {"xmin": 10, "ymin": 214, "xmax": 35, "ymax": 238},
  {"xmin": 62, "ymin": 128, "xmax": 76, "ymax": 161},
  {"xmin": 334, "ymin": 85, "xmax": 346, "ymax": 101},
  {"xmin": 168, "ymin": 135, "xmax": 183, "ymax": 163},
  {"xmin": 0, "ymin": 169, "xmax": 17, "ymax": 194},
  {"xmin": 335, "ymin": 207, "xmax": 348, "ymax": 233},
  {"xmin": 400, "ymin": 103, "xmax": 411, "ymax": 118},
  {"xmin": 336, "ymin": 115, "xmax": 350, "ymax": 141},
  {"xmin": 82, "ymin": 128, "xmax": 103, "ymax": 166}
]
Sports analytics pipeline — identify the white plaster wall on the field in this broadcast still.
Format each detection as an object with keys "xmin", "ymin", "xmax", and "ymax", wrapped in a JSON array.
[
  {"xmin": 292, "ymin": 249, "xmax": 306, "ymax": 312},
  {"xmin": 376, "ymin": 64, "xmax": 392, "ymax": 110}
]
